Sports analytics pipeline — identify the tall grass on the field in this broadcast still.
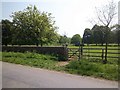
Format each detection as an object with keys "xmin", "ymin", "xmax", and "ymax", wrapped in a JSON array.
[
  {"xmin": 2, "ymin": 52, "xmax": 58, "ymax": 70},
  {"xmin": 65, "ymin": 60, "xmax": 118, "ymax": 81}
]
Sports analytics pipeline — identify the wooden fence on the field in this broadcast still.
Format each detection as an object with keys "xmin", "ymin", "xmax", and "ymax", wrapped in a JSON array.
[{"xmin": 68, "ymin": 47, "xmax": 119, "ymax": 60}]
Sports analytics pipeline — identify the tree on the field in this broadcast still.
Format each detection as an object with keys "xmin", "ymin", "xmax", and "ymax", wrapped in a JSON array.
[
  {"xmin": 111, "ymin": 24, "xmax": 120, "ymax": 45},
  {"xmin": 91, "ymin": 25, "xmax": 110, "ymax": 46},
  {"xmin": 108, "ymin": 30, "xmax": 116, "ymax": 43},
  {"xmin": 2, "ymin": 19, "xmax": 12, "ymax": 46},
  {"xmin": 116, "ymin": 28, "xmax": 120, "ymax": 46},
  {"xmin": 71, "ymin": 34, "xmax": 81, "ymax": 46},
  {"xmin": 59, "ymin": 35, "xmax": 70, "ymax": 45},
  {"xmin": 11, "ymin": 5, "xmax": 58, "ymax": 46},
  {"xmin": 83, "ymin": 28, "xmax": 93, "ymax": 45},
  {"xmin": 92, "ymin": 25, "xmax": 102, "ymax": 45},
  {"xmin": 95, "ymin": 1, "xmax": 116, "ymax": 63}
]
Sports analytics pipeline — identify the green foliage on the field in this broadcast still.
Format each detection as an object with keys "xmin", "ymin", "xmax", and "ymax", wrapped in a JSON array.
[
  {"xmin": 2, "ymin": 52, "xmax": 58, "ymax": 69},
  {"xmin": 59, "ymin": 35, "xmax": 71, "ymax": 45},
  {"xmin": 112, "ymin": 24, "xmax": 120, "ymax": 45},
  {"xmin": 2, "ymin": 19, "xmax": 12, "ymax": 46},
  {"xmin": 91, "ymin": 25, "xmax": 105, "ymax": 45},
  {"xmin": 11, "ymin": 5, "xmax": 58, "ymax": 46},
  {"xmin": 65, "ymin": 60, "xmax": 118, "ymax": 81},
  {"xmin": 83, "ymin": 25, "xmax": 119, "ymax": 45},
  {"xmin": 71, "ymin": 34, "xmax": 81, "ymax": 45},
  {"xmin": 82, "ymin": 28, "xmax": 93, "ymax": 44}
]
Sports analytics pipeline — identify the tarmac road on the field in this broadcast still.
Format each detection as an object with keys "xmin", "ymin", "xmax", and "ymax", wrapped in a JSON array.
[{"xmin": 2, "ymin": 62, "xmax": 118, "ymax": 88}]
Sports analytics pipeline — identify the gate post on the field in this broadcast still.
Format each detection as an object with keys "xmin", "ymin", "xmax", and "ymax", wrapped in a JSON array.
[
  {"xmin": 102, "ymin": 48, "xmax": 104, "ymax": 61},
  {"xmin": 81, "ymin": 46, "xmax": 83, "ymax": 56}
]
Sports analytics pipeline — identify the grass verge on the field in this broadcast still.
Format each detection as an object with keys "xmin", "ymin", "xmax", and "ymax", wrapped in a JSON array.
[
  {"xmin": 2, "ymin": 51, "xmax": 118, "ymax": 81},
  {"xmin": 2, "ymin": 51, "xmax": 60, "ymax": 70},
  {"xmin": 65, "ymin": 60, "xmax": 118, "ymax": 81}
]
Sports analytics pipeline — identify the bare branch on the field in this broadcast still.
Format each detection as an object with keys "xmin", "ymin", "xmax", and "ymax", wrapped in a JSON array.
[
  {"xmin": 95, "ymin": 0, "xmax": 116, "ymax": 27},
  {"xmin": 97, "ymin": 12, "xmax": 107, "ymax": 26}
]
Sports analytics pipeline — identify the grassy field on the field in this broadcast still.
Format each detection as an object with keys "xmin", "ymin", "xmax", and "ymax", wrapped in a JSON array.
[{"xmin": 2, "ymin": 51, "xmax": 118, "ymax": 81}]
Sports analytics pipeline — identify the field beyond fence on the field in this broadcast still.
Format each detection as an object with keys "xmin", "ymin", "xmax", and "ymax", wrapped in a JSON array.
[{"xmin": 68, "ymin": 45, "xmax": 119, "ymax": 64}]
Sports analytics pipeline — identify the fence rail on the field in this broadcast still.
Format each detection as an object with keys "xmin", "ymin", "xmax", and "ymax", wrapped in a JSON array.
[{"xmin": 68, "ymin": 47, "xmax": 119, "ymax": 60}]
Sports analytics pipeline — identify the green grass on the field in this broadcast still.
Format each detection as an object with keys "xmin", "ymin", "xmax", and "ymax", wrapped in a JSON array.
[
  {"xmin": 65, "ymin": 60, "xmax": 118, "ymax": 81},
  {"xmin": 1, "ymin": 51, "xmax": 118, "ymax": 81},
  {"xmin": 2, "ymin": 51, "xmax": 59, "ymax": 70}
]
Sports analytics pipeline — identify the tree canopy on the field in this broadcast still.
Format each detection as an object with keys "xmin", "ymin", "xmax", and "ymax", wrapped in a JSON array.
[
  {"xmin": 82, "ymin": 28, "xmax": 93, "ymax": 44},
  {"xmin": 2, "ymin": 19, "xmax": 12, "ymax": 46},
  {"xmin": 11, "ymin": 5, "xmax": 58, "ymax": 46},
  {"xmin": 71, "ymin": 34, "xmax": 81, "ymax": 46},
  {"xmin": 59, "ymin": 35, "xmax": 71, "ymax": 45}
]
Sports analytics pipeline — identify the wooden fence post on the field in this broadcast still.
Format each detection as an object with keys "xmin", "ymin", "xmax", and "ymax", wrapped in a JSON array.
[
  {"xmin": 81, "ymin": 46, "xmax": 83, "ymax": 56},
  {"xmin": 102, "ymin": 48, "xmax": 104, "ymax": 61},
  {"xmin": 78, "ymin": 44, "xmax": 80, "ymax": 61}
]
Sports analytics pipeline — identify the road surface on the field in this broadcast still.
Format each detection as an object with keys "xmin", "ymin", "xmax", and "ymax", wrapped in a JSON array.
[{"xmin": 2, "ymin": 62, "xmax": 118, "ymax": 88}]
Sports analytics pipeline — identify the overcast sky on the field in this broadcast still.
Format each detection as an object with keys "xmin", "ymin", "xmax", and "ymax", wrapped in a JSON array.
[{"xmin": 1, "ymin": 0, "xmax": 119, "ymax": 37}]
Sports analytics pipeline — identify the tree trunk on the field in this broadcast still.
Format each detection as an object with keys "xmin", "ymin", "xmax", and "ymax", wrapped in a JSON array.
[
  {"xmin": 103, "ymin": 26, "xmax": 109, "ymax": 64},
  {"xmin": 103, "ymin": 42, "xmax": 107, "ymax": 64}
]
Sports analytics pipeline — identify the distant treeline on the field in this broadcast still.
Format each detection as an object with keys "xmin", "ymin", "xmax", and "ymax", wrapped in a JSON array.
[{"xmin": 82, "ymin": 24, "xmax": 120, "ymax": 46}]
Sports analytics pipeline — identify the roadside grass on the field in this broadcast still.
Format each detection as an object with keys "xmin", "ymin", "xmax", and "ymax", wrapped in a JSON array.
[
  {"xmin": 2, "ymin": 52, "xmax": 59, "ymax": 70},
  {"xmin": 2, "ymin": 51, "xmax": 118, "ymax": 81},
  {"xmin": 65, "ymin": 60, "xmax": 118, "ymax": 81},
  {"xmin": 67, "ymin": 45, "xmax": 118, "ymax": 81}
]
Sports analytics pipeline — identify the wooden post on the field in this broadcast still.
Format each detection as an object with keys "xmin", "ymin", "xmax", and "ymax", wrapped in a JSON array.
[
  {"xmin": 104, "ymin": 43, "xmax": 107, "ymax": 64},
  {"xmin": 102, "ymin": 48, "xmax": 104, "ymax": 61},
  {"xmin": 81, "ymin": 45, "xmax": 83, "ymax": 56},
  {"xmin": 65, "ymin": 44, "xmax": 68, "ymax": 60},
  {"xmin": 78, "ymin": 44, "xmax": 80, "ymax": 61}
]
